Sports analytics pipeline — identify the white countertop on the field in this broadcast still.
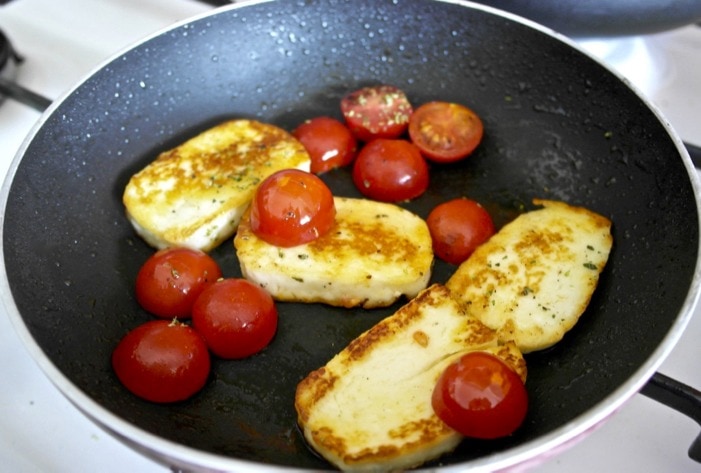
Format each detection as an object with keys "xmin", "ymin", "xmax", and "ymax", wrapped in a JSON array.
[{"xmin": 0, "ymin": 1, "xmax": 699, "ymax": 471}]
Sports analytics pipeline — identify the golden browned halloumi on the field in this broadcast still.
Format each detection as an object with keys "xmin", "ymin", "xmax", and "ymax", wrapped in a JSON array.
[
  {"xmin": 123, "ymin": 119, "xmax": 311, "ymax": 251},
  {"xmin": 446, "ymin": 199, "xmax": 613, "ymax": 353},
  {"xmin": 234, "ymin": 197, "xmax": 433, "ymax": 309},
  {"xmin": 295, "ymin": 284, "xmax": 526, "ymax": 472}
]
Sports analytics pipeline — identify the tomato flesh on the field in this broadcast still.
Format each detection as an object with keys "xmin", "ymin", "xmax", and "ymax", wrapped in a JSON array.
[
  {"xmin": 409, "ymin": 101, "xmax": 484, "ymax": 163},
  {"xmin": 250, "ymin": 169, "xmax": 336, "ymax": 248},
  {"xmin": 192, "ymin": 278, "xmax": 278, "ymax": 359},
  {"xmin": 293, "ymin": 116, "xmax": 358, "ymax": 174},
  {"xmin": 426, "ymin": 198, "xmax": 495, "ymax": 265},
  {"xmin": 352, "ymin": 139, "xmax": 429, "ymax": 202},
  {"xmin": 112, "ymin": 319, "xmax": 211, "ymax": 403},
  {"xmin": 135, "ymin": 247, "xmax": 222, "ymax": 319},
  {"xmin": 432, "ymin": 352, "xmax": 528, "ymax": 439},
  {"xmin": 341, "ymin": 85, "xmax": 413, "ymax": 142}
]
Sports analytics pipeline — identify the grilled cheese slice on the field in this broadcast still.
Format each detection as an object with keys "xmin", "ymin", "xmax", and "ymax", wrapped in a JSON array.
[
  {"xmin": 295, "ymin": 283, "xmax": 526, "ymax": 472},
  {"xmin": 123, "ymin": 119, "xmax": 311, "ymax": 251},
  {"xmin": 234, "ymin": 197, "xmax": 433, "ymax": 308},
  {"xmin": 446, "ymin": 199, "xmax": 613, "ymax": 353}
]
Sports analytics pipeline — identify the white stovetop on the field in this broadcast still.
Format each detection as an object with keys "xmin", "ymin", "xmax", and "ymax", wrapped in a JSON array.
[{"xmin": 0, "ymin": 1, "xmax": 699, "ymax": 471}]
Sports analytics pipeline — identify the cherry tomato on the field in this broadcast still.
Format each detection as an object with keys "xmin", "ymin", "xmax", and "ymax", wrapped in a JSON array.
[
  {"xmin": 292, "ymin": 116, "xmax": 358, "ymax": 174},
  {"xmin": 112, "ymin": 319, "xmax": 211, "ymax": 403},
  {"xmin": 352, "ymin": 139, "xmax": 429, "ymax": 202},
  {"xmin": 135, "ymin": 247, "xmax": 222, "ymax": 319},
  {"xmin": 426, "ymin": 198, "xmax": 495, "ymax": 265},
  {"xmin": 192, "ymin": 278, "xmax": 278, "ymax": 359},
  {"xmin": 250, "ymin": 169, "xmax": 336, "ymax": 248},
  {"xmin": 340, "ymin": 85, "xmax": 413, "ymax": 142},
  {"xmin": 432, "ymin": 352, "xmax": 528, "ymax": 439},
  {"xmin": 408, "ymin": 101, "xmax": 484, "ymax": 163}
]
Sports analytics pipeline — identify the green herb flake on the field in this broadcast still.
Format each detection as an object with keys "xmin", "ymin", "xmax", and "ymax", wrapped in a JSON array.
[{"xmin": 583, "ymin": 262, "xmax": 598, "ymax": 270}]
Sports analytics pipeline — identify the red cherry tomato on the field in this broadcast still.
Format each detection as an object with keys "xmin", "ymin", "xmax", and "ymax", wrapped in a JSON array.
[
  {"xmin": 426, "ymin": 198, "xmax": 495, "ymax": 265},
  {"xmin": 135, "ymin": 247, "xmax": 222, "ymax": 319},
  {"xmin": 408, "ymin": 101, "xmax": 484, "ymax": 163},
  {"xmin": 292, "ymin": 116, "xmax": 358, "ymax": 174},
  {"xmin": 112, "ymin": 319, "xmax": 211, "ymax": 403},
  {"xmin": 340, "ymin": 85, "xmax": 413, "ymax": 142},
  {"xmin": 432, "ymin": 352, "xmax": 528, "ymax": 439},
  {"xmin": 192, "ymin": 278, "xmax": 278, "ymax": 359},
  {"xmin": 352, "ymin": 139, "xmax": 429, "ymax": 202},
  {"xmin": 250, "ymin": 169, "xmax": 336, "ymax": 248}
]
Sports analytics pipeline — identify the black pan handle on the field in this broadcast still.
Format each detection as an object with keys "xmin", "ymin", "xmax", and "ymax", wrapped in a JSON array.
[{"xmin": 640, "ymin": 372, "xmax": 701, "ymax": 462}]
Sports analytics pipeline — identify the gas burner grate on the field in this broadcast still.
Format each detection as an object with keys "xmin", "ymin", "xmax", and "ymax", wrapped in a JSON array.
[{"xmin": 0, "ymin": 29, "xmax": 51, "ymax": 111}]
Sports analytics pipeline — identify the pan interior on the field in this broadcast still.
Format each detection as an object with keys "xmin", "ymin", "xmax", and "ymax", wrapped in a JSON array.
[{"xmin": 2, "ymin": 0, "xmax": 698, "ymax": 469}]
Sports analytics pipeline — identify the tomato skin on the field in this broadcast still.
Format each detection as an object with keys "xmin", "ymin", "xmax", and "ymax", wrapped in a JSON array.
[
  {"xmin": 432, "ymin": 352, "xmax": 528, "ymax": 439},
  {"xmin": 408, "ymin": 101, "xmax": 484, "ymax": 163},
  {"xmin": 352, "ymin": 139, "xmax": 429, "ymax": 202},
  {"xmin": 192, "ymin": 278, "xmax": 278, "ymax": 359},
  {"xmin": 112, "ymin": 320, "xmax": 211, "ymax": 403},
  {"xmin": 135, "ymin": 247, "xmax": 222, "ymax": 319},
  {"xmin": 293, "ymin": 116, "xmax": 358, "ymax": 174},
  {"xmin": 340, "ymin": 85, "xmax": 413, "ymax": 142},
  {"xmin": 250, "ymin": 169, "xmax": 336, "ymax": 248},
  {"xmin": 426, "ymin": 198, "xmax": 495, "ymax": 265}
]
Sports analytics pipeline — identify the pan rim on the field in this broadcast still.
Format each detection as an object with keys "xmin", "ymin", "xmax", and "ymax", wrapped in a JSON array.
[{"xmin": 1, "ymin": 0, "xmax": 700, "ymax": 471}]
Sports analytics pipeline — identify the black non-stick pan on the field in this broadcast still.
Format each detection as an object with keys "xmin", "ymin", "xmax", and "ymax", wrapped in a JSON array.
[
  {"xmin": 471, "ymin": 0, "xmax": 701, "ymax": 37},
  {"xmin": 1, "ymin": 0, "xmax": 700, "ymax": 471}
]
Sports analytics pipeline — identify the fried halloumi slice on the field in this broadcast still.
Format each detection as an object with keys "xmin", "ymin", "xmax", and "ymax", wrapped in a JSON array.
[
  {"xmin": 123, "ymin": 119, "xmax": 311, "ymax": 251},
  {"xmin": 234, "ymin": 196, "xmax": 433, "ymax": 309},
  {"xmin": 295, "ymin": 283, "xmax": 526, "ymax": 472},
  {"xmin": 446, "ymin": 199, "xmax": 613, "ymax": 353}
]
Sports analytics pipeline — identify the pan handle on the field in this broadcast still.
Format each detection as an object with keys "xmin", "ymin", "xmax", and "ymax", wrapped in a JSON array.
[{"xmin": 640, "ymin": 371, "xmax": 701, "ymax": 462}]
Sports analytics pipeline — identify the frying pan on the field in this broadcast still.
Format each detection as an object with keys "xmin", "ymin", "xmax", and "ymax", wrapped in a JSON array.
[
  {"xmin": 1, "ymin": 0, "xmax": 700, "ymax": 471},
  {"xmin": 470, "ymin": 0, "xmax": 701, "ymax": 37}
]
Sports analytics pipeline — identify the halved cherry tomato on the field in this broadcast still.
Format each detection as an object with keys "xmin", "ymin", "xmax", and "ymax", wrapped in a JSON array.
[
  {"xmin": 192, "ymin": 278, "xmax": 278, "ymax": 359},
  {"xmin": 249, "ymin": 169, "xmax": 336, "ymax": 248},
  {"xmin": 352, "ymin": 139, "xmax": 429, "ymax": 202},
  {"xmin": 408, "ymin": 101, "xmax": 484, "ymax": 163},
  {"xmin": 135, "ymin": 247, "xmax": 222, "ymax": 319},
  {"xmin": 432, "ymin": 352, "xmax": 528, "ymax": 439},
  {"xmin": 426, "ymin": 198, "xmax": 495, "ymax": 265},
  {"xmin": 340, "ymin": 85, "xmax": 413, "ymax": 142},
  {"xmin": 292, "ymin": 116, "xmax": 358, "ymax": 174},
  {"xmin": 112, "ymin": 319, "xmax": 211, "ymax": 403}
]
